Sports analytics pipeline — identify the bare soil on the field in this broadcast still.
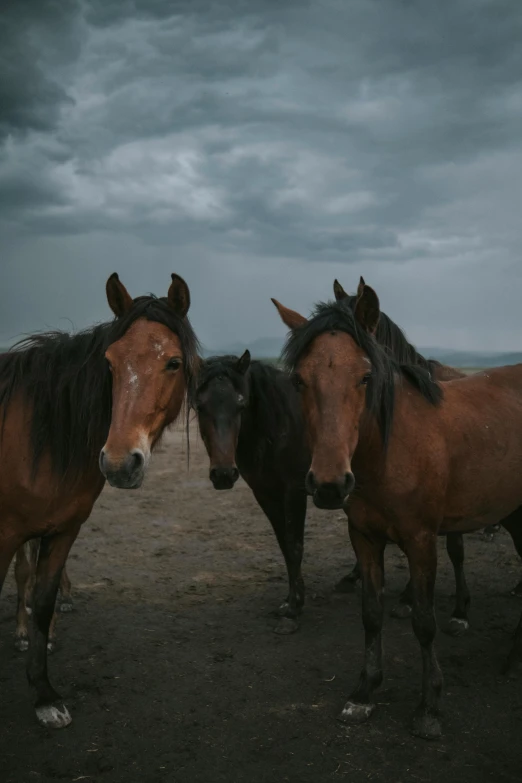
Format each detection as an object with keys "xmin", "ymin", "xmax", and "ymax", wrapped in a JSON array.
[{"xmin": 1, "ymin": 422, "xmax": 521, "ymax": 783}]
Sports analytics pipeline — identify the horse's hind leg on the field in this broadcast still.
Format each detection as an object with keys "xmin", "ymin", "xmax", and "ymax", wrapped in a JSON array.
[
  {"xmin": 390, "ymin": 577, "xmax": 414, "ymax": 619},
  {"xmin": 14, "ymin": 545, "xmax": 32, "ymax": 651},
  {"xmin": 404, "ymin": 532, "xmax": 443, "ymax": 740},
  {"xmin": 334, "ymin": 517, "xmax": 361, "ymax": 593},
  {"xmin": 482, "ymin": 524, "xmax": 501, "ymax": 542},
  {"xmin": 27, "ymin": 523, "xmax": 81, "ymax": 729},
  {"xmin": 500, "ymin": 509, "xmax": 522, "ymax": 596},
  {"xmin": 443, "ymin": 532, "xmax": 470, "ymax": 636},
  {"xmin": 58, "ymin": 564, "xmax": 73, "ymax": 613}
]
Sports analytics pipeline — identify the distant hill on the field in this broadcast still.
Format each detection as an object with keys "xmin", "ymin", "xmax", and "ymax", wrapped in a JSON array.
[
  {"xmin": 201, "ymin": 336, "xmax": 284, "ymax": 359},
  {"xmin": 418, "ymin": 348, "xmax": 522, "ymax": 368},
  {"xmin": 202, "ymin": 337, "xmax": 522, "ymax": 368}
]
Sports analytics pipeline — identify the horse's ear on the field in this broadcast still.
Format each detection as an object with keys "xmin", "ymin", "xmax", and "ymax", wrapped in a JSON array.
[
  {"xmin": 106, "ymin": 273, "xmax": 133, "ymax": 317},
  {"xmin": 236, "ymin": 350, "xmax": 251, "ymax": 375},
  {"xmin": 271, "ymin": 298, "xmax": 307, "ymax": 330},
  {"xmin": 354, "ymin": 284, "xmax": 380, "ymax": 335},
  {"xmin": 333, "ymin": 279, "xmax": 348, "ymax": 301},
  {"xmin": 168, "ymin": 274, "xmax": 191, "ymax": 318},
  {"xmin": 357, "ymin": 276, "xmax": 366, "ymax": 298}
]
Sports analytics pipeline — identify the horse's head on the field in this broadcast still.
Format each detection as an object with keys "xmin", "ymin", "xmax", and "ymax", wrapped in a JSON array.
[
  {"xmin": 99, "ymin": 273, "xmax": 198, "ymax": 489},
  {"xmin": 194, "ymin": 351, "xmax": 251, "ymax": 490},
  {"xmin": 271, "ymin": 284, "xmax": 380, "ymax": 510}
]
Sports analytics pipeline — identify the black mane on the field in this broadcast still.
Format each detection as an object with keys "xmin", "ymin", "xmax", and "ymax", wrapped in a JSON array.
[
  {"xmin": 197, "ymin": 356, "xmax": 301, "ymax": 450},
  {"xmin": 342, "ymin": 293, "xmax": 441, "ymax": 374},
  {"xmin": 281, "ymin": 300, "xmax": 442, "ymax": 447},
  {"xmin": 0, "ymin": 295, "xmax": 200, "ymax": 480}
]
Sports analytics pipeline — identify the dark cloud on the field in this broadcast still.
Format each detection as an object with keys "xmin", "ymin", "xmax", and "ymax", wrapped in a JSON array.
[{"xmin": 1, "ymin": 0, "xmax": 522, "ymax": 350}]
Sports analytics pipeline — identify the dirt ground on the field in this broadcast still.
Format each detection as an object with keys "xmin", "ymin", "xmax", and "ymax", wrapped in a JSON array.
[{"xmin": 1, "ymin": 421, "xmax": 522, "ymax": 783}]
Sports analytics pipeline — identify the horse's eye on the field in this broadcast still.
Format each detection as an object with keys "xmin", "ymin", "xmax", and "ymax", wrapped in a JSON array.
[
  {"xmin": 360, "ymin": 373, "xmax": 372, "ymax": 386},
  {"xmin": 166, "ymin": 357, "xmax": 182, "ymax": 372},
  {"xmin": 292, "ymin": 373, "xmax": 305, "ymax": 390}
]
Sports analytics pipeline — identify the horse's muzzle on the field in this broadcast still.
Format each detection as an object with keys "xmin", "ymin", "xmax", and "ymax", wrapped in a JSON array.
[
  {"xmin": 99, "ymin": 449, "xmax": 146, "ymax": 489},
  {"xmin": 209, "ymin": 465, "xmax": 239, "ymax": 490},
  {"xmin": 306, "ymin": 470, "xmax": 355, "ymax": 510}
]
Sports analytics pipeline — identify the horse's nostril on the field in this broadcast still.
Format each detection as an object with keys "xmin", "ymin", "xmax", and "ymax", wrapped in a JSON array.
[
  {"xmin": 344, "ymin": 472, "xmax": 355, "ymax": 494},
  {"xmin": 130, "ymin": 450, "xmax": 145, "ymax": 472}
]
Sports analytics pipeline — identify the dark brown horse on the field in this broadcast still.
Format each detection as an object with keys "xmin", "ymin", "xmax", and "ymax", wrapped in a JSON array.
[
  {"xmin": 0, "ymin": 273, "xmax": 199, "ymax": 728},
  {"xmin": 273, "ymin": 283, "xmax": 522, "ymax": 739}
]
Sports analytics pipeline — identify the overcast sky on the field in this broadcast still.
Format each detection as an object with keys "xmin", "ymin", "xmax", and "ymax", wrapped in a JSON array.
[{"xmin": 1, "ymin": 0, "xmax": 522, "ymax": 351}]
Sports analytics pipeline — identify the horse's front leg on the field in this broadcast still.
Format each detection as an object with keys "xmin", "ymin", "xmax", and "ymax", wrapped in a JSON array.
[
  {"xmin": 403, "ymin": 531, "xmax": 443, "ymax": 740},
  {"xmin": 27, "ymin": 523, "xmax": 81, "ymax": 729},
  {"xmin": 340, "ymin": 523, "xmax": 386, "ymax": 724}
]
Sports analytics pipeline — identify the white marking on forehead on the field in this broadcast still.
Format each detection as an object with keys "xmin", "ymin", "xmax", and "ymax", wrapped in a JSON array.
[
  {"xmin": 363, "ymin": 357, "xmax": 371, "ymax": 365},
  {"xmin": 153, "ymin": 340, "xmax": 167, "ymax": 359},
  {"xmin": 126, "ymin": 361, "xmax": 139, "ymax": 388}
]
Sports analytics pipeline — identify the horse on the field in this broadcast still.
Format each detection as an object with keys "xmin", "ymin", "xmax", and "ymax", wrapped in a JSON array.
[
  {"xmin": 0, "ymin": 272, "xmax": 199, "ymax": 729},
  {"xmin": 272, "ymin": 283, "xmax": 522, "ymax": 739},
  {"xmin": 332, "ymin": 278, "xmax": 514, "ymax": 627},
  {"xmin": 193, "ymin": 353, "xmax": 309, "ymax": 633}
]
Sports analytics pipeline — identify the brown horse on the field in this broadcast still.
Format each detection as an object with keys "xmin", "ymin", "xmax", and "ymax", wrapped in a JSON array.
[
  {"xmin": 272, "ymin": 284, "xmax": 522, "ymax": 739},
  {"xmin": 332, "ymin": 278, "xmax": 512, "ymax": 627},
  {"xmin": 0, "ymin": 273, "xmax": 199, "ymax": 728}
]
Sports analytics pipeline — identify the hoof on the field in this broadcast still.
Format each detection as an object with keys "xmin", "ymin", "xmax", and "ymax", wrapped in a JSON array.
[
  {"xmin": 481, "ymin": 528, "xmax": 497, "ymax": 543},
  {"xmin": 411, "ymin": 710, "xmax": 441, "ymax": 740},
  {"xmin": 511, "ymin": 582, "xmax": 522, "ymax": 598},
  {"xmin": 443, "ymin": 617, "xmax": 469, "ymax": 637},
  {"xmin": 14, "ymin": 636, "xmax": 29, "ymax": 652},
  {"xmin": 274, "ymin": 616, "xmax": 299, "ymax": 635},
  {"xmin": 390, "ymin": 602, "xmax": 412, "ymax": 619},
  {"xmin": 35, "ymin": 703, "xmax": 72, "ymax": 729},
  {"xmin": 339, "ymin": 701, "xmax": 375, "ymax": 724},
  {"xmin": 59, "ymin": 600, "xmax": 74, "ymax": 613},
  {"xmin": 334, "ymin": 575, "xmax": 359, "ymax": 594},
  {"xmin": 47, "ymin": 640, "xmax": 56, "ymax": 654}
]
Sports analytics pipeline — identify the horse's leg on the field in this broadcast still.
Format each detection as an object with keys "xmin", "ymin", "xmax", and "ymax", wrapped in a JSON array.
[
  {"xmin": 482, "ymin": 524, "xmax": 501, "ymax": 542},
  {"xmin": 277, "ymin": 486, "xmax": 307, "ymax": 634},
  {"xmin": 443, "ymin": 532, "xmax": 470, "ymax": 636},
  {"xmin": 58, "ymin": 564, "xmax": 73, "ymax": 613},
  {"xmin": 334, "ymin": 560, "xmax": 361, "ymax": 593},
  {"xmin": 27, "ymin": 523, "xmax": 81, "ymax": 729},
  {"xmin": 390, "ymin": 578, "xmax": 414, "ymax": 619},
  {"xmin": 334, "ymin": 516, "xmax": 361, "ymax": 593},
  {"xmin": 25, "ymin": 539, "xmax": 39, "ymax": 609},
  {"xmin": 404, "ymin": 533, "xmax": 443, "ymax": 740},
  {"xmin": 14, "ymin": 545, "xmax": 32, "ymax": 651},
  {"xmin": 500, "ymin": 508, "xmax": 522, "ymax": 596},
  {"xmin": 254, "ymin": 489, "xmax": 303, "ymax": 635},
  {"xmin": 340, "ymin": 525, "xmax": 385, "ymax": 724}
]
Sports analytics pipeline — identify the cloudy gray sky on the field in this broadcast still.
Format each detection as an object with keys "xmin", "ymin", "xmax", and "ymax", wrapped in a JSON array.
[{"xmin": 1, "ymin": 0, "xmax": 522, "ymax": 352}]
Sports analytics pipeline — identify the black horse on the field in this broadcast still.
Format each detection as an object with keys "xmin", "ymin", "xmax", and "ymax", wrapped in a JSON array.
[{"xmin": 194, "ymin": 352, "xmax": 309, "ymax": 634}]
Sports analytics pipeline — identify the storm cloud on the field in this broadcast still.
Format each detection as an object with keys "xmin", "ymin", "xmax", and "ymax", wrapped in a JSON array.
[{"xmin": 1, "ymin": 0, "xmax": 522, "ymax": 351}]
